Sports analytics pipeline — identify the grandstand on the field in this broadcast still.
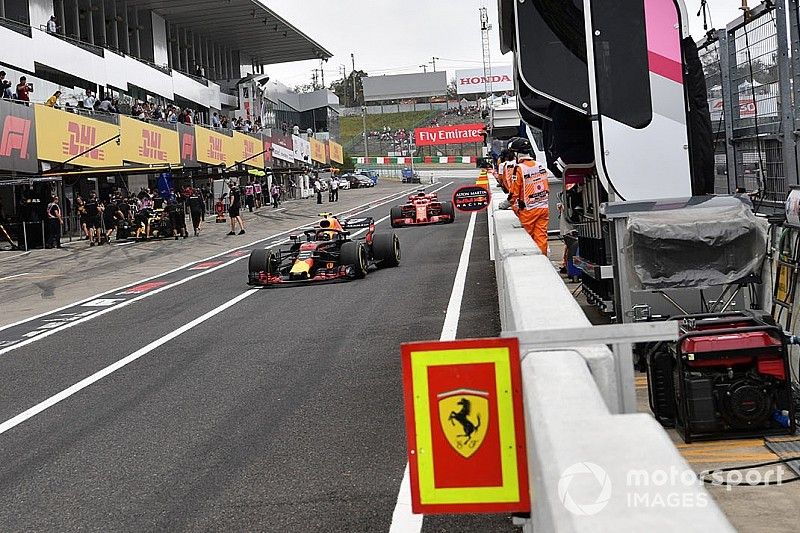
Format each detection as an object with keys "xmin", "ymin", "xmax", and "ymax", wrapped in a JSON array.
[{"xmin": 340, "ymin": 107, "xmax": 485, "ymax": 159}]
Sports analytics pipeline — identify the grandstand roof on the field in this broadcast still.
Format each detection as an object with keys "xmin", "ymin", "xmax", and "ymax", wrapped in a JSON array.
[{"xmin": 124, "ymin": 0, "xmax": 332, "ymax": 64}]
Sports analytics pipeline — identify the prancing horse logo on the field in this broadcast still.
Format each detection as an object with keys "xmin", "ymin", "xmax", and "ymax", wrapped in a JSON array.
[{"xmin": 437, "ymin": 389, "xmax": 489, "ymax": 458}]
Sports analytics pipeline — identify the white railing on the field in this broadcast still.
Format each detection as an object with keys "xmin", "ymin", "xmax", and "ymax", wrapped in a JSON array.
[{"xmin": 488, "ymin": 183, "xmax": 734, "ymax": 532}]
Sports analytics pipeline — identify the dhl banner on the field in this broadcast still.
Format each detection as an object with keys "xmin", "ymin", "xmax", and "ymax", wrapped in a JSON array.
[
  {"xmin": 329, "ymin": 140, "xmax": 344, "ymax": 164},
  {"xmin": 401, "ymin": 337, "xmax": 529, "ymax": 514},
  {"xmin": 232, "ymin": 131, "xmax": 263, "ymax": 168},
  {"xmin": 0, "ymin": 99, "xmax": 37, "ymax": 173},
  {"xmin": 310, "ymin": 137, "xmax": 327, "ymax": 164},
  {"xmin": 194, "ymin": 126, "xmax": 231, "ymax": 166},
  {"xmin": 120, "ymin": 116, "xmax": 179, "ymax": 165},
  {"xmin": 35, "ymin": 106, "xmax": 121, "ymax": 168}
]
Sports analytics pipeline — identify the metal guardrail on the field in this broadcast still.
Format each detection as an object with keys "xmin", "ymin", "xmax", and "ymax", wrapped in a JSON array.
[
  {"xmin": 0, "ymin": 16, "xmax": 32, "ymax": 36},
  {"xmin": 697, "ymin": 0, "xmax": 798, "ymax": 203},
  {"xmin": 487, "ymin": 184, "xmax": 734, "ymax": 531},
  {"xmin": 38, "ymin": 25, "xmax": 104, "ymax": 57}
]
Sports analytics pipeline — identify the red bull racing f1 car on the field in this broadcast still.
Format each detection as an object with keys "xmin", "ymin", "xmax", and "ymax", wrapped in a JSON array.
[
  {"xmin": 247, "ymin": 213, "xmax": 400, "ymax": 286},
  {"xmin": 390, "ymin": 190, "xmax": 455, "ymax": 228}
]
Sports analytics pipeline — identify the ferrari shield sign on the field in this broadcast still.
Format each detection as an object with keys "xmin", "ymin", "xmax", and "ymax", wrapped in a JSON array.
[
  {"xmin": 438, "ymin": 389, "xmax": 489, "ymax": 458},
  {"xmin": 401, "ymin": 338, "xmax": 529, "ymax": 514}
]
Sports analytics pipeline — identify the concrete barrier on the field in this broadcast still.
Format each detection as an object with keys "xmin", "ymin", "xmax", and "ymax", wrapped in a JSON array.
[{"xmin": 488, "ymin": 183, "xmax": 734, "ymax": 531}]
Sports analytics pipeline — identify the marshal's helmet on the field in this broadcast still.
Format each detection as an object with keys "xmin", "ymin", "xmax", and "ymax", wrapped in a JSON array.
[{"xmin": 507, "ymin": 137, "xmax": 533, "ymax": 156}]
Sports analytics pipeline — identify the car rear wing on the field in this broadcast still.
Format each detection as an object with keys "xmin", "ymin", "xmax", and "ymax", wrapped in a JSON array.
[{"xmin": 342, "ymin": 217, "xmax": 374, "ymax": 231}]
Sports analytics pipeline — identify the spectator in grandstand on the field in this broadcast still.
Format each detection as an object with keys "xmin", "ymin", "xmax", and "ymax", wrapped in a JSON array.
[
  {"xmin": 151, "ymin": 105, "xmax": 164, "ymax": 121},
  {"xmin": 131, "ymin": 101, "xmax": 143, "ymax": 118},
  {"xmin": 167, "ymin": 106, "xmax": 178, "ymax": 123},
  {"xmin": 16, "ymin": 76, "xmax": 32, "ymax": 104},
  {"xmin": 211, "ymin": 112, "xmax": 221, "ymax": 128},
  {"xmin": 44, "ymin": 90, "xmax": 61, "ymax": 108},
  {"xmin": 184, "ymin": 109, "xmax": 194, "ymax": 125},
  {"xmin": 0, "ymin": 72, "xmax": 13, "ymax": 99},
  {"xmin": 46, "ymin": 15, "xmax": 58, "ymax": 34},
  {"xmin": 220, "ymin": 115, "xmax": 230, "ymax": 129},
  {"xmin": 83, "ymin": 91, "xmax": 96, "ymax": 110},
  {"xmin": 97, "ymin": 96, "xmax": 115, "ymax": 113}
]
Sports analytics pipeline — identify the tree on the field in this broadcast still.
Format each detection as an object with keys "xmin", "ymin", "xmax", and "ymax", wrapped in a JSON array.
[
  {"xmin": 447, "ymin": 77, "xmax": 458, "ymax": 99},
  {"xmin": 293, "ymin": 82, "xmax": 317, "ymax": 94},
  {"xmin": 330, "ymin": 70, "xmax": 368, "ymax": 107}
]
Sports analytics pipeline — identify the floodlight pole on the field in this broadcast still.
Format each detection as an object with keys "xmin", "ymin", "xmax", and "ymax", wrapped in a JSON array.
[{"xmin": 362, "ymin": 105, "xmax": 368, "ymax": 162}]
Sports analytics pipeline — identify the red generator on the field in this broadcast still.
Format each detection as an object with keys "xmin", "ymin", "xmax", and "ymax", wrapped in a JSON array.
[{"xmin": 648, "ymin": 312, "xmax": 796, "ymax": 443}]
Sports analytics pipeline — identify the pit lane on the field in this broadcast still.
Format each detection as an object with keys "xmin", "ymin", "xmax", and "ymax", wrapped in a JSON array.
[{"xmin": 0, "ymin": 178, "xmax": 511, "ymax": 531}]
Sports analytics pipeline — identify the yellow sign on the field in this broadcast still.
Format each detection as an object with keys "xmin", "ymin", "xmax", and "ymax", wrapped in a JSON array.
[
  {"xmin": 310, "ymin": 137, "xmax": 327, "ymax": 164},
  {"xmin": 119, "ymin": 116, "xmax": 179, "ymax": 165},
  {"xmin": 329, "ymin": 140, "xmax": 344, "ymax": 164},
  {"xmin": 195, "ymin": 126, "xmax": 231, "ymax": 166},
  {"xmin": 232, "ymin": 131, "xmax": 264, "ymax": 168},
  {"xmin": 35, "ymin": 106, "xmax": 122, "ymax": 167},
  {"xmin": 438, "ymin": 389, "xmax": 489, "ymax": 458}
]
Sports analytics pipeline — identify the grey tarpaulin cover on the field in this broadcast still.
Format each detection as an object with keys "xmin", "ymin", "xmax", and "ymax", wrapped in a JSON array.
[{"xmin": 624, "ymin": 202, "xmax": 768, "ymax": 289}]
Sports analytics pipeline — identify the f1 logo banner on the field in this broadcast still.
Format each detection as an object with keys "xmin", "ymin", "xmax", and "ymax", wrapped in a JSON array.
[
  {"xmin": 414, "ymin": 124, "xmax": 486, "ymax": 146},
  {"xmin": 0, "ymin": 100, "xmax": 37, "ymax": 173},
  {"xmin": 177, "ymin": 123, "xmax": 198, "ymax": 167},
  {"xmin": 400, "ymin": 337, "xmax": 529, "ymax": 514}
]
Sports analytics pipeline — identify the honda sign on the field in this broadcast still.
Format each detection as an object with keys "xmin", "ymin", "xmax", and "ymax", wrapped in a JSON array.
[{"xmin": 455, "ymin": 65, "xmax": 514, "ymax": 95}]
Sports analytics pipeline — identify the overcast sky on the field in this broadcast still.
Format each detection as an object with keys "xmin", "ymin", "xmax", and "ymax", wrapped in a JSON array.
[{"xmin": 262, "ymin": 0, "xmax": 748, "ymax": 89}]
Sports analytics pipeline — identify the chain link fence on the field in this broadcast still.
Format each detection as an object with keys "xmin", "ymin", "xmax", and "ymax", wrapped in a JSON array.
[{"xmin": 697, "ymin": 1, "xmax": 798, "ymax": 205}]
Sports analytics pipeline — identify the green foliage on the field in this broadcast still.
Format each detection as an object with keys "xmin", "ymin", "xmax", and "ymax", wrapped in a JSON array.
[
  {"xmin": 339, "ymin": 111, "xmax": 434, "ymax": 146},
  {"xmin": 329, "ymin": 70, "xmax": 368, "ymax": 107}
]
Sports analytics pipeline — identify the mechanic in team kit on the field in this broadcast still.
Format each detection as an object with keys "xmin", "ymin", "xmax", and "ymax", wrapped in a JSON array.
[
  {"xmin": 507, "ymin": 137, "xmax": 550, "ymax": 255},
  {"xmin": 186, "ymin": 187, "xmax": 206, "ymax": 236},
  {"xmin": 227, "ymin": 181, "xmax": 246, "ymax": 236},
  {"xmin": 84, "ymin": 191, "xmax": 100, "ymax": 246}
]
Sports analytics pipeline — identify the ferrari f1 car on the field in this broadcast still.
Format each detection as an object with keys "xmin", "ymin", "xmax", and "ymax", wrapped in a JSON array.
[
  {"xmin": 390, "ymin": 190, "xmax": 455, "ymax": 228},
  {"xmin": 247, "ymin": 213, "xmax": 400, "ymax": 286}
]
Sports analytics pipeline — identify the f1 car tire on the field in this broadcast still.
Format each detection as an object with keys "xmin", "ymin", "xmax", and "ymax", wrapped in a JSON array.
[
  {"xmin": 390, "ymin": 206, "xmax": 404, "ymax": 228},
  {"xmin": 248, "ymin": 248, "xmax": 277, "ymax": 283},
  {"xmin": 248, "ymin": 249, "xmax": 269, "ymax": 284},
  {"xmin": 372, "ymin": 233, "xmax": 401, "ymax": 268},
  {"xmin": 441, "ymin": 201, "xmax": 456, "ymax": 223},
  {"xmin": 339, "ymin": 241, "xmax": 368, "ymax": 278}
]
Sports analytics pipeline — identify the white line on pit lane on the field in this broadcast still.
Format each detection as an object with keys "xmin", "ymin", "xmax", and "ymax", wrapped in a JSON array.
[
  {"xmin": 0, "ymin": 272, "xmax": 36, "ymax": 281},
  {"xmin": 0, "ymin": 289, "xmax": 258, "ymax": 436},
  {"xmin": 0, "ymin": 185, "xmax": 429, "ymax": 335},
  {"xmin": 388, "ymin": 211, "xmax": 477, "ymax": 533}
]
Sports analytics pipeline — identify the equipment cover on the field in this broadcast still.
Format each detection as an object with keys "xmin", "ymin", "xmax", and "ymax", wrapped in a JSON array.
[{"xmin": 625, "ymin": 202, "xmax": 768, "ymax": 289}]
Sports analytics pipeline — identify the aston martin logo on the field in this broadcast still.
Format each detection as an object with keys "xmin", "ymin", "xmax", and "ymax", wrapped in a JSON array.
[{"xmin": 438, "ymin": 388, "xmax": 489, "ymax": 458}]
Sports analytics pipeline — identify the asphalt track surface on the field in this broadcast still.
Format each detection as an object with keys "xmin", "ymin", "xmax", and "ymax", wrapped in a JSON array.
[{"xmin": 0, "ymin": 180, "xmax": 509, "ymax": 532}]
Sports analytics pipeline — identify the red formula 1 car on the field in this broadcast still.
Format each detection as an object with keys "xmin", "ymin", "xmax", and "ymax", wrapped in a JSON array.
[
  {"xmin": 390, "ymin": 191, "xmax": 455, "ymax": 228},
  {"xmin": 247, "ymin": 214, "xmax": 400, "ymax": 286}
]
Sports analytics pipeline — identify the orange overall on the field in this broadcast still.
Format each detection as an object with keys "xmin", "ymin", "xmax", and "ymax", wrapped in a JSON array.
[{"xmin": 510, "ymin": 158, "xmax": 549, "ymax": 255}]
